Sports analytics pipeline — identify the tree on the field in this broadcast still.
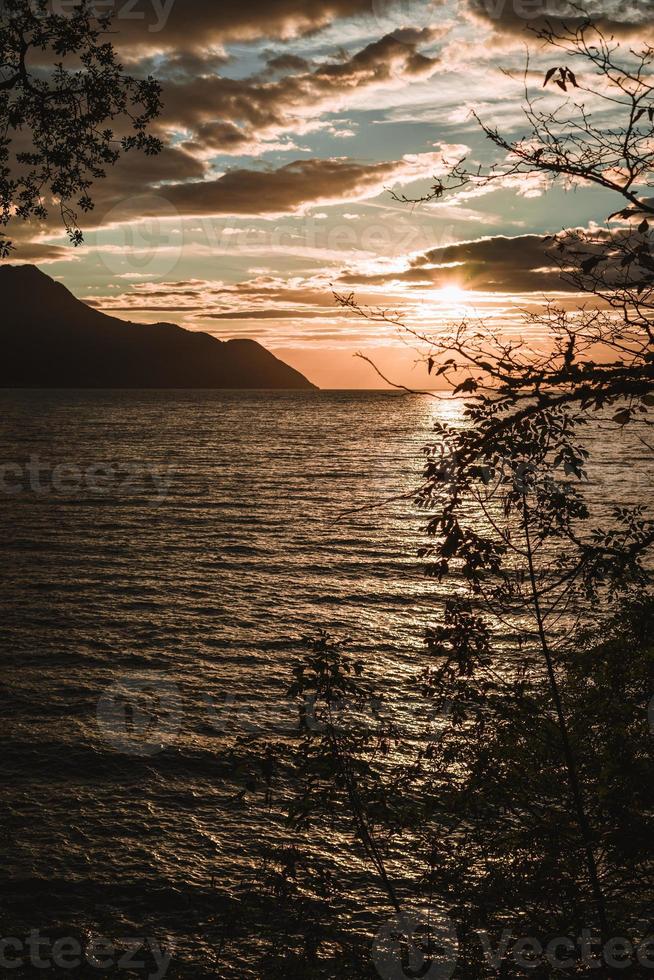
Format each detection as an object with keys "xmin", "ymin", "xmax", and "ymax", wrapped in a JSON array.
[
  {"xmin": 350, "ymin": 16, "xmax": 654, "ymax": 619},
  {"xmin": 340, "ymin": 17, "xmax": 654, "ymax": 425},
  {"xmin": 412, "ymin": 596, "xmax": 654, "ymax": 978},
  {"xmin": 335, "ymin": 16, "xmax": 654, "ymax": 631},
  {"xmin": 0, "ymin": 0, "xmax": 162, "ymax": 257},
  {"xmin": 208, "ymin": 16, "xmax": 654, "ymax": 977},
  {"xmin": 315, "ymin": 15, "xmax": 654, "ymax": 976}
]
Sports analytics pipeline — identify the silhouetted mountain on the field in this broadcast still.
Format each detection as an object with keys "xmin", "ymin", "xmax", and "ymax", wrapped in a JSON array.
[{"xmin": 0, "ymin": 265, "xmax": 316, "ymax": 390}]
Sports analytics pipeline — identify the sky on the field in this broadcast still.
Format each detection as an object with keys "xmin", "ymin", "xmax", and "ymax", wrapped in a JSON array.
[{"xmin": 12, "ymin": 0, "xmax": 654, "ymax": 388}]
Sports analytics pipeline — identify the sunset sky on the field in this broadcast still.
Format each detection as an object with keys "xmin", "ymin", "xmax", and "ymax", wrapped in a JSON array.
[{"xmin": 16, "ymin": 0, "xmax": 652, "ymax": 387}]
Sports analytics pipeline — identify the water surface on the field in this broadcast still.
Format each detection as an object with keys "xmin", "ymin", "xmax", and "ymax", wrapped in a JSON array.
[{"xmin": 1, "ymin": 390, "xmax": 649, "ymax": 976}]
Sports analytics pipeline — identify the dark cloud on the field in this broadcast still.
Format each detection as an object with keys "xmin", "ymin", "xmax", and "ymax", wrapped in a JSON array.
[
  {"xmin": 78, "ymin": 144, "xmax": 206, "ymax": 226},
  {"xmin": 156, "ymin": 156, "xmax": 432, "ymax": 216},
  {"xmin": 111, "ymin": 0, "xmax": 391, "ymax": 50},
  {"xmin": 95, "ymin": 307, "xmax": 345, "ymax": 317},
  {"xmin": 4, "ymin": 141, "xmax": 206, "ymax": 255},
  {"xmin": 87, "ymin": 304, "xmax": 208, "ymax": 312},
  {"xmin": 203, "ymin": 309, "xmax": 345, "ymax": 319},
  {"xmin": 182, "ymin": 122, "xmax": 253, "ymax": 155},
  {"xmin": 340, "ymin": 234, "xmax": 578, "ymax": 292},
  {"xmin": 112, "ymin": 144, "xmax": 206, "ymax": 188},
  {"xmin": 87, "ymin": 278, "xmax": 348, "ymax": 319},
  {"xmin": 265, "ymin": 53, "xmax": 314, "ymax": 74},
  {"xmin": 465, "ymin": 0, "xmax": 653, "ymax": 38},
  {"xmin": 159, "ymin": 30, "xmax": 440, "ymax": 155},
  {"xmin": 5, "ymin": 242, "xmax": 78, "ymax": 264},
  {"xmin": 215, "ymin": 289, "xmax": 335, "ymax": 305}
]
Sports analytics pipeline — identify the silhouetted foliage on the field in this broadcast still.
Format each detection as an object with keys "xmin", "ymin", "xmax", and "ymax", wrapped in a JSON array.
[
  {"xmin": 0, "ymin": 0, "xmax": 162, "ymax": 256},
  {"xmin": 306, "ymin": 16, "xmax": 654, "ymax": 977},
  {"xmin": 269, "ymin": 599, "xmax": 653, "ymax": 977},
  {"xmin": 412, "ymin": 596, "xmax": 654, "ymax": 977},
  {"xmin": 368, "ymin": 17, "xmax": 654, "ymax": 419}
]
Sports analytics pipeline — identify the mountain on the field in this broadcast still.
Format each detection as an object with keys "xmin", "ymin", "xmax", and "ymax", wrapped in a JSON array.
[{"xmin": 0, "ymin": 265, "xmax": 316, "ymax": 390}]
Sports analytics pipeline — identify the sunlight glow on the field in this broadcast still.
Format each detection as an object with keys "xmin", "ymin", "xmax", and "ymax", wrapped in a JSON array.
[{"xmin": 435, "ymin": 284, "xmax": 468, "ymax": 306}]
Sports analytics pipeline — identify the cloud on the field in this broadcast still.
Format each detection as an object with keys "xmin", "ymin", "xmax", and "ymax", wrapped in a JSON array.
[
  {"xmin": 159, "ymin": 30, "xmax": 442, "ymax": 156},
  {"xmin": 464, "ymin": 0, "xmax": 654, "ymax": 38},
  {"xmin": 204, "ymin": 309, "xmax": 343, "ymax": 319},
  {"xmin": 84, "ymin": 274, "xmax": 347, "ymax": 323},
  {"xmin": 2, "ymin": 241, "xmax": 80, "ymax": 264},
  {"xmin": 340, "ymin": 233, "xmax": 578, "ymax": 292},
  {"xmin": 112, "ymin": 0, "xmax": 398, "ymax": 51},
  {"xmin": 11, "ymin": 140, "xmax": 206, "ymax": 228},
  {"xmin": 264, "ymin": 53, "xmax": 314, "ymax": 74},
  {"xmin": 4, "ymin": 12, "xmax": 450, "ymax": 258},
  {"xmin": 130, "ymin": 151, "xmax": 460, "ymax": 218}
]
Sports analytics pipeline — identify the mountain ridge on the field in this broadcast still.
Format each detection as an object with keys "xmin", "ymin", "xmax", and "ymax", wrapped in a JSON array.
[{"xmin": 0, "ymin": 265, "xmax": 317, "ymax": 390}]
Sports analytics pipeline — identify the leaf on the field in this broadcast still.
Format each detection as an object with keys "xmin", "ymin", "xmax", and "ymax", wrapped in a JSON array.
[
  {"xmin": 453, "ymin": 377, "xmax": 479, "ymax": 395},
  {"xmin": 564, "ymin": 461, "xmax": 582, "ymax": 478}
]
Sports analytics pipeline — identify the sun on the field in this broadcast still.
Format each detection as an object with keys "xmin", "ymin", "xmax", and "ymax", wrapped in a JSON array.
[{"xmin": 436, "ymin": 284, "xmax": 468, "ymax": 306}]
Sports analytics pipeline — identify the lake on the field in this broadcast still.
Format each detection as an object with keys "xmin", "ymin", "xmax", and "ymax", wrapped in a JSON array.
[{"xmin": 1, "ymin": 389, "xmax": 650, "ymax": 977}]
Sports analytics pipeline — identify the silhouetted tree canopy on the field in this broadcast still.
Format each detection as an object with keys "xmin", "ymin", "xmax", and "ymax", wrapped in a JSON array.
[
  {"xmin": 303, "ymin": 17, "xmax": 654, "ymax": 976},
  {"xmin": 0, "ymin": 0, "xmax": 162, "ymax": 256}
]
